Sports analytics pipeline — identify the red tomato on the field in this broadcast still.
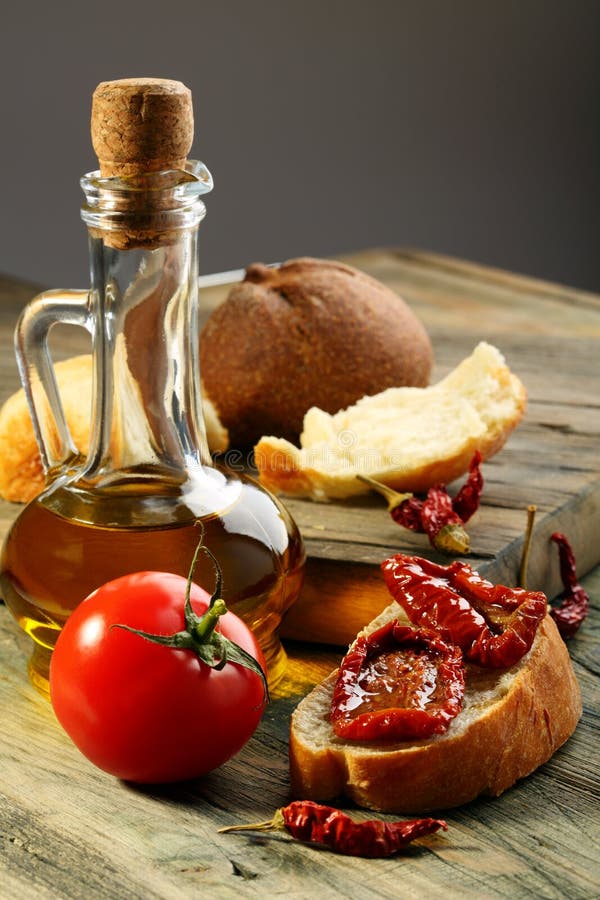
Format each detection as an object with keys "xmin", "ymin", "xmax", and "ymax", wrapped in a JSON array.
[{"xmin": 49, "ymin": 571, "xmax": 267, "ymax": 783}]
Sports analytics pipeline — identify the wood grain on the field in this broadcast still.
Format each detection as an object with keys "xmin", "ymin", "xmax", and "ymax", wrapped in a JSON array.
[
  {"xmin": 279, "ymin": 249, "xmax": 600, "ymax": 642},
  {"xmin": 2, "ymin": 251, "xmax": 599, "ymax": 645},
  {"xmin": 0, "ymin": 567, "xmax": 597, "ymax": 899},
  {"xmin": 1, "ymin": 254, "xmax": 599, "ymax": 898}
]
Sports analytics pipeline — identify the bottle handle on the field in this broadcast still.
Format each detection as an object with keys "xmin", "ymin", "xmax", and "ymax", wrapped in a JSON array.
[{"xmin": 14, "ymin": 289, "xmax": 92, "ymax": 481}]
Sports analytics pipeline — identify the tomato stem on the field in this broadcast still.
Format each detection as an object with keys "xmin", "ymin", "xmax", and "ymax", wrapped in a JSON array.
[
  {"xmin": 111, "ymin": 525, "xmax": 270, "ymax": 703},
  {"xmin": 183, "ymin": 527, "xmax": 223, "ymax": 628},
  {"xmin": 192, "ymin": 598, "xmax": 227, "ymax": 642}
]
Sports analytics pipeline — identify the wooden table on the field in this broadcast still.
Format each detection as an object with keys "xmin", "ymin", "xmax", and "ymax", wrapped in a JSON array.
[{"xmin": 1, "ymin": 253, "xmax": 599, "ymax": 898}]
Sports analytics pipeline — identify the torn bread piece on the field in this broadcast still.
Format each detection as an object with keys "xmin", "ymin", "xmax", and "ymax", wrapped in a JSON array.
[{"xmin": 255, "ymin": 342, "xmax": 526, "ymax": 500}]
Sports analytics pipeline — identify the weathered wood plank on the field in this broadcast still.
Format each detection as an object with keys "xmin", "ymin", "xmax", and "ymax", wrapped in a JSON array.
[
  {"xmin": 1, "ymin": 255, "xmax": 599, "ymax": 898},
  {"xmin": 1, "ymin": 249, "xmax": 599, "ymax": 640},
  {"xmin": 0, "ymin": 566, "xmax": 598, "ymax": 899}
]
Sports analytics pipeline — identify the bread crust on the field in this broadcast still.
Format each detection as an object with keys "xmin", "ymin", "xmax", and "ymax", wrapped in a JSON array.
[
  {"xmin": 200, "ymin": 258, "xmax": 433, "ymax": 447},
  {"xmin": 289, "ymin": 614, "xmax": 581, "ymax": 813},
  {"xmin": 256, "ymin": 428, "xmax": 497, "ymax": 499},
  {"xmin": 256, "ymin": 342, "xmax": 527, "ymax": 500}
]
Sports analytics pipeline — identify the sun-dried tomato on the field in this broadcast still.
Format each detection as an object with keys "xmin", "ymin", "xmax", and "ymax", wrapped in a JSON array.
[
  {"xmin": 330, "ymin": 621, "xmax": 465, "ymax": 741},
  {"xmin": 382, "ymin": 554, "xmax": 547, "ymax": 668}
]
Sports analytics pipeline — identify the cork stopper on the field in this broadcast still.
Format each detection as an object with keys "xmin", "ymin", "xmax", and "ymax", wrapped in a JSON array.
[{"xmin": 91, "ymin": 78, "xmax": 193, "ymax": 176}]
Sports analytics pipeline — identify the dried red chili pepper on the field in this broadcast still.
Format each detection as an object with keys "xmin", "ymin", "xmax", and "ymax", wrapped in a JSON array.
[
  {"xmin": 330, "ymin": 621, "xmax": 465, "ymax": 740},
  {"xmin": 359, "ymin": 451, "xmax": 483, "ymax": 555},
  {"xmin": 549, "ymin": 532, "xmax": 589, "ymax": 639},
  {"xmin": 451, "ymin": 450, "xmax": 484, "ymax": 522},
  {"xmin": 382, "ymin": 554, "xmax": 547, "ymax": 668},
  {"xmin": 219, "ymin": 800, "xmax": 447, "ymax": 858}
]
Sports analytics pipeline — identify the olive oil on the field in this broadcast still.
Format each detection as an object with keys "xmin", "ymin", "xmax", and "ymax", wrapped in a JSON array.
[
  {"xmin": 0, "ymin": 477, "xmax": 305, "ymax": 695},
  {"xmin": 2, "ymin": 79, "xmax": 306, "ymax": 699}
]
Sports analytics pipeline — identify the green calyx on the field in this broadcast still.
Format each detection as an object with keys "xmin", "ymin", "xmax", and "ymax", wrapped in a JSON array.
[
  {"xmin": 433, "ymin": 522, "xmax": 470, "ymax": 555},
  {"xmin": 112, "ymin": 532, "xmax": 269, "ymax": 703}
]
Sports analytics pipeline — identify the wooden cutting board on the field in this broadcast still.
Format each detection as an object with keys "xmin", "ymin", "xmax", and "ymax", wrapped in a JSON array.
[
  {"xmin": 275, "ymin": 249, "xmax": 600, "ymax": 643},
  {"xmin": 1, "ymin": 249, "xmax": 599, "ymax": 647},
  {"xmin": 1, "ymin": 253, "xmax": 598, "ymax": 900}
]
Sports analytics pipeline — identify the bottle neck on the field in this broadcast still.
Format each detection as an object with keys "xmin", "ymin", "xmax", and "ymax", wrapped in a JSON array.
[
  {"xmin": 78, "ymin": 165, "xmax": 213, "ymax": 489},
  {"xmin": 80, "ymin": 227, "xmax": 210, "ymax": 488}
]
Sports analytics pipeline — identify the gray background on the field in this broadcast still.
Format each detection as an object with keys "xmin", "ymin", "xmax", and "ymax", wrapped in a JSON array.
[{"xmin": 2, "ymin": 1, "xmax": 599, "ymax": 292}]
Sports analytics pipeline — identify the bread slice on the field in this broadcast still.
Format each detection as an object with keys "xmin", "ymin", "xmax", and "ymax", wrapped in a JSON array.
[
  {"xmin": 255, "ymin": 342, "xmax": 526, "ymax": 500},
  {"xmin": 289, "ymin": 603, "xmax": 582, "ymax": 813},
  {"xmin": 0, "ymin": 354, "xmax": 229, "ymax": 504}
]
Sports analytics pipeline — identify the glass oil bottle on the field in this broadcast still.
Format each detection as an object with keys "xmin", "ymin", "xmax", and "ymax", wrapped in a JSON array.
[{"xmin": 0, "ymin": 79, "xmax": 305, "ymax": 695}]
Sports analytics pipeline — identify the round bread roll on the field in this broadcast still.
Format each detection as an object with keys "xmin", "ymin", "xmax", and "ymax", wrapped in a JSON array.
[{"xmin": 199, "ymin": 258, "xmax": 433, "ymax": 447}]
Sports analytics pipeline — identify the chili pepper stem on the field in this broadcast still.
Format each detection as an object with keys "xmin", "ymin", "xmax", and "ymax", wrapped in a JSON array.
[
  {"xmin": 218, "ymin": 820, "xmax": 275, "ymax": 833},
  {"xmin": 218, "ymin": 810, "xmax": 284, "ymax": 833},
  {"xmin": 357, "ymin": 474, "xmax": 413, "ymax": 510},
  {"xmin": 519, "ymin": 505, "xmax": 537, "ymax": 589}
]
